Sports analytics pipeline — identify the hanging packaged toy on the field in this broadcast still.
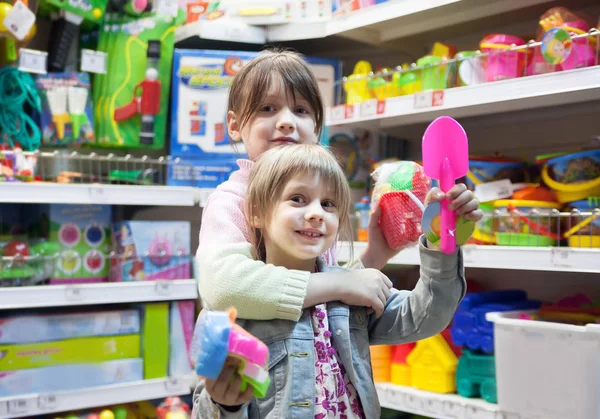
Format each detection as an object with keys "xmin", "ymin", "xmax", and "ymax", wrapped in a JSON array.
[
  {"xmin": 194, "ymin": 308, "xmax": 270, "ymax": 398},
  {"xmin": 371, "ymin": 161, "xmax": 431, "ymax": 250}
]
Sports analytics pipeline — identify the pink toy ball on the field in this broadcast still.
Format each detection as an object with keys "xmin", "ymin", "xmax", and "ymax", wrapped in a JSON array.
[{"xmin": 148, "ymin": 235, "xmax": 172, "ymax": 267}]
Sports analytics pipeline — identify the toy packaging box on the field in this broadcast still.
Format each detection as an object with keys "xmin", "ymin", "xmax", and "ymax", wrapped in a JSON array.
[
  {"xmin": 169, "ymin": 49, "xmax": 342, "ymax": 188},
  {"xmin": 0, "ymin": 334, "xmax": 140, "ymax": 371},
  {"xmin": 93, "ymin": 11, "xmax": 183, "ymax": 149},
  {"xmin": 111, "ymin": 221, "xmax": 191, "ymax": 281},
  {"xmin": 0, "ymin": 359, "xmax": 143, "ymax": 397},
  {"xmin": 0, "ymin": 309, "xmax": 140, "ymax": 344},
  {"xmin": 35, "ymin": 73, "xmax": 95, "ymax": 146},
  {"xmin": 25, "ymin": 204, "xmax": 112, "ymax": 284}
]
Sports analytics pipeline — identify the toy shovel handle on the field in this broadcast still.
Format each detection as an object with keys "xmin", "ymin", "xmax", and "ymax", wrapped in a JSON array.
[{"xmin": 440, "ymin": 157, "xmax": 456, "ymax": 254}]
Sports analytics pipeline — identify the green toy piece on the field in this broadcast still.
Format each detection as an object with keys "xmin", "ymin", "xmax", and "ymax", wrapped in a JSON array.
[{"xmin": 456, "ymin": 349, "xmax": 497, "ymax": 403}]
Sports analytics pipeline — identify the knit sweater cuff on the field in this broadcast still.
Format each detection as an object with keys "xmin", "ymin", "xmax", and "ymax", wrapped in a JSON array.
[{"xmin": 275, "ymin": 269, "xmax": 310, "ymax": 321}]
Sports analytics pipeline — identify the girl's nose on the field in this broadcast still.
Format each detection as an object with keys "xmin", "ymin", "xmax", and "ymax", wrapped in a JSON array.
[
  {"xmin": 276, "ymin": 109, "xmax": 296, "ymax": 133},
  {"xmin": 305, "ymin": 201, "xmax": 325, "ymax": 222}
]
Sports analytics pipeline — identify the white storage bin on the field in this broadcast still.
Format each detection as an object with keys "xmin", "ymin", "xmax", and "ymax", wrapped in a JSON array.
[{"xmin": 486, "ymin": 310, "xmax": 600, "ymax": 419}]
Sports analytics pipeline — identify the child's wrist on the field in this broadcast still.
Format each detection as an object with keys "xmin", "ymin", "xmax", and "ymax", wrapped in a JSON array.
[{"xmin": 360, "ymin": 246, "xmax": 385, "ymax": 270}]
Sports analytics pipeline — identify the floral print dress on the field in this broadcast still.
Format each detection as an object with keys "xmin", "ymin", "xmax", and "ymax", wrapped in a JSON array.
[{"xmin": 311, "ymin": 304, "xmax": 364, "ymax": 419}]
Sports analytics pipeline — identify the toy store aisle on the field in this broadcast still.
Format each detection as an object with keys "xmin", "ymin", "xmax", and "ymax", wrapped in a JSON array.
[{"xmin": 0, "ymin": 0, "xmax": 599, "ymax": 419}]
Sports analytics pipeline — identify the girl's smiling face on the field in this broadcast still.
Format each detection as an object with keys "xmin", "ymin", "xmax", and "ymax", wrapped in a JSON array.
[{"xmin": 227, "ymin": 77, "xmax": 318, "ymax": 161}]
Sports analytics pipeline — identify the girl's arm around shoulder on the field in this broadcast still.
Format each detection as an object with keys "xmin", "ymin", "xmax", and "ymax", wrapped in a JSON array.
[
  {"xmin": 193, "ymin": 379, "xmax": 249, "ymax": 419},
  {"xmin": 198, "ymin": 242, "xmax": 310, "ymax": 321},
  {"xmin": 367, "ymin": 236, "xmax": 466, "ymax": 345}
]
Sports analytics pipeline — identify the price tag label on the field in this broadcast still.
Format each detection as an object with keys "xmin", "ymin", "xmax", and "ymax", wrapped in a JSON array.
[
  {"xmin": 474, "ymin": 179, "xmax": 513, "ymax": 203},
  {"xmin": 65, "ymin": 285, "xmax": 83, "ymax": 301},
  {"xmin": 376, "ymin": 100, "xmax": 386, "ymax": 114},
  {"xmin": 8, "ymin": 398, "xmax": 30, "ymax": 415},
  {"xmin": 551, "ymin": 248, "xmax": 572, "ymax": 268},
  {"xmin": 404, "ymin": 393, "xmax": 421, "ymax": 412},
  {"xmin": 422, "ymin": 397, "xmax": 443, "ymax": 415},
  {"xmin": 89, "ymin": 186, "xmax": 107, "ymax": 203},
  {"xmin": 461, "ymin": 246, "xmax": 475, "ymax": 266},
  {"xmin": 414, "ymin": 90, "xmax": 445, "ymax": 108},
  {"xmin": 414, "ymin": 91, "xmax": 433, "ymax": 109},
  {"xmin": 38, "ymin": 394, "xmax": 57, "ymax": 410},
  {"xmin": 330, "ymin": 105, "xmax": 345, "ymax": 121},
  {"xmin": 442, "ymin": 400, "xmax": 464, "ymax": 418},
  {"xmin": 360, "ymin": 99, "xmax": 377, "ymax": 117},
  {"xmin": 18, "ymin": 48, "xmax": 47, "ymax": 74},
  {"xmin": 432, "ymin": 90, "xmax": 445, "ymax": 107},
  {"xmin": 344, "ymin": 104, "xmax": 354, "ymax": 119},
  {"xmin": 81, "ymin": 49, "xmax": 107, "ymax": 74},
  {"xmin": 164, "ymin": 377, "xmax": 181, "ymax": 392},
  {"xmin": 3, "ymin": 1, "xmax": 36, "ymax": 40},
  {"xmin": 155, "ymin": 281, "xmax": 171, "ymax": 296}
]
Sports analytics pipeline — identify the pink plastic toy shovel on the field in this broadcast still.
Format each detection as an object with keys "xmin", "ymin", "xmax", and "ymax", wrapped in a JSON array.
[{"xmin": 422, "ymin": 116, "xmax": 469, "ymax": 254}]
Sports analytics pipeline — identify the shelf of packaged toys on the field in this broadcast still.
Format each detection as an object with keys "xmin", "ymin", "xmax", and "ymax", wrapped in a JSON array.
[
  {"xmin": 376, "ymin": 383, "xmax": 509, "ymax": 419},
  {"xmin": 266, "ymin": 0, "xmax": 557, "ymax": 44},
  {"xmin": 0, "ymin": 279, "xmax": 198, "ymax": 310},
  {"xmin": 327, "ymin": 61, "xmax": 600, "ymax": 129},
  {"xmin": 0, "ymin": 150, "xmax": 216, "ymax": 206},
  {"xmin": 0, "ymin": 377, "xmax": 192, "ymax": 419},
  {"xmin": 339, "ymin": 241, "xmax": 600, "ymax": 273}
]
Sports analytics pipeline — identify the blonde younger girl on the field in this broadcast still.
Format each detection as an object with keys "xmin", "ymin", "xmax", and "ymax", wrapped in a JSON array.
[{"xmin": 194, "ymin": 144, "xmax": 472, "ymax": 418}]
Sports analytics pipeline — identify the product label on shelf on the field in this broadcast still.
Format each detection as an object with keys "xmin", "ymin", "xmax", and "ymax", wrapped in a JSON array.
[
  {"xmin": 414, "ymin": 90, "xmax": 444, "ymax": 109},
  {"xmin": 360, "ymin": 99, "xmax": 377, "ymax": 117},
  {"xmin": 7, "ymin": 399, "xmax": 30, "ymax": 415},
  {"xmin": 551, "ymin": 248, "xmax": 572, "ymax": 269},
  {"xmin": 155, "ymin": 281, "xmax": 172, "ymax": 296},
  {"xmin": 38, "ymin": 394, "xmax": 57, "ymax": 410},
  {"xmin": 344, "ymin": 104, "xmax": 355, "ymax": 119},
  {"xmin": 81, "ymin": 49, "xmax": 108, "ymax": 74},
  {"xmin": 18, "ymin": 49, "xmax": 47, "ymax": 74},
  {"xmin": 377, "ymin": 100, "xmax": 386, "ymax": 115},
  {"xmin": 64, "ymin": 285, "xmax": 83, "ymax": 302},
  {"xmin": 474, "ymin": 179, "xmax": 513, "ymax": 202},
  {"xmin": 4, "ymin": 1, "xmax": 36, "ymax": 41},
  {"xmin": 330, "ymin": 105, "xmax": 345, "ymax": 122}
]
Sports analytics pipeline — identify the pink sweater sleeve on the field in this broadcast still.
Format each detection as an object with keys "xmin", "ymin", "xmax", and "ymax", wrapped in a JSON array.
[{"xmin": 197, "ymin": 187, "xmax": 311, "ymax": 321}]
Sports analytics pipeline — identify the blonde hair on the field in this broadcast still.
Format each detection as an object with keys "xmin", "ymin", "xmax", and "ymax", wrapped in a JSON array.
[
  {"xmin": 228, "ymin": 48, "xmax": 324, "ymax": 138},
  {"xmin": 245, "ymin": 144, "xmax": 353, "ymax": 263}
]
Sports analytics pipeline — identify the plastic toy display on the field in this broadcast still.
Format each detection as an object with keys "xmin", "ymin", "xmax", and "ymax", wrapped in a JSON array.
[
  {"xmin": 371, "ymin": 161, "xmax": 430, "ymax": 249},
  {"xmin": 194, "ymin": 308, "xmax": 270, "ymax": 398}
]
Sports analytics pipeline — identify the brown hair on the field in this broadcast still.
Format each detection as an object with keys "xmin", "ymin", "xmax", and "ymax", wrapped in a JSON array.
[
  {"xmin": 228, "ymin": 48, "xmax": 324, "ymax": 138},
  {"xmin": 245, "ymin": 144, "xmax": 353, "ymax": 263}
]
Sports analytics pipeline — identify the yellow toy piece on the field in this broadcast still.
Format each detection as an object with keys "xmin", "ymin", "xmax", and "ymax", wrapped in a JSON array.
[
  {"xmin": 99, "ymin": 410, "xmax": 115, "ymax": 419},
  {"xmin": 390, "ymin": 362, "xmax": 411, "ymax": 386},
  {"xmin": 406, "ymin": 334, "xmax": 458, "ymax": 393},
  {"xmin": 344, "ymin": 61, "xmax": 372, "ymax": 105}
]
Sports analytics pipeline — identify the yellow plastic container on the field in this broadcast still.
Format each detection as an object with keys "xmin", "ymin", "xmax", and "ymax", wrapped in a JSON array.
[
  {"xmin": 406, "ymin": 334, "xmax": 458, "ymax": 394},
  {"xmin": 370, "ymin": 344, "xmax": 393, "ymax": 359},
  {"xmin": 344, "ymin": 61, "xmax": 372, "ymax": 105},
  {"xmin": 568, "ymin": 235, "xmax": 600, "ymax": 248},
  {"xmin": 391, "ymin": 362, "xmax": 411, "ymax": 386}
]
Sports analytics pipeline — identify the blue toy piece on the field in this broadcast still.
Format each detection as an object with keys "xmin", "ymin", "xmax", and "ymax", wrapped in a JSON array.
[
  {"xmin": 195, "ymin": 310, "xmax": 231, "ymax": 379},
  {"xmin": 452, "ymin": 290, "xmax": 541, "ymax": 354}
]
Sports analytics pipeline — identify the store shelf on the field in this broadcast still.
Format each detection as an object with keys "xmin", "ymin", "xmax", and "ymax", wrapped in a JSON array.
[
  {"xmin": 327, "ymin": 67, "xmax": 600, "ymax": 129},
  {"xmin": 0, "ymin": 183, "xmax": 200, "ymax": 206},
  {"xmin": 267, "ymin": 0, "xmax": 556, "ymax": 43},
  {"xmin": 0, "ymin": 280, "xmax": 198, "ymax": 310},
  {"xmin": 0, "ymin": 377, "xmax": 191, "ymax": 419},
  {"xmin": 376, "ymin": 383, "xmax": 507, "ymax": 419},
  {"xmin": 339, "ymin": 242, "xmax": 600, "ymax": 273},
  {"xmin": 175, "ymin": 18, "xmax": 266, "ymax": 44}
]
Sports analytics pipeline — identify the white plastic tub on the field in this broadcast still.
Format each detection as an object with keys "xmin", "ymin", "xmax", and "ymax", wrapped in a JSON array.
[{"xmin": 486, "ymin": 310, "xmax": 600, "ymax": 419}]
